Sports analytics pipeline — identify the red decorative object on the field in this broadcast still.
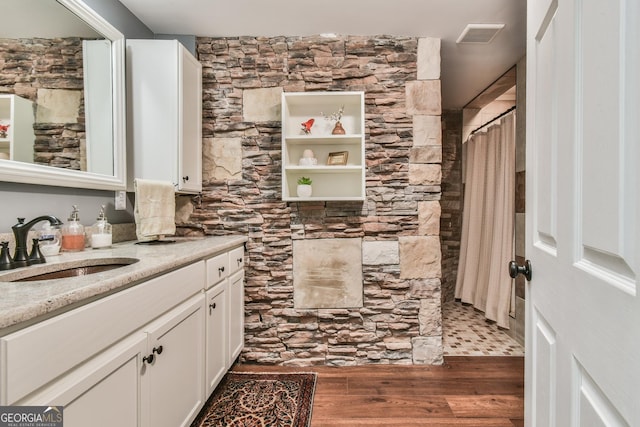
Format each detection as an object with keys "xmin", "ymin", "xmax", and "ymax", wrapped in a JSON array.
[
  {"xmin": 301, "ymin": 118, "xmax": 314, "ymax": 134},
  {"xmin": 0, "ymin": 124, "xmax": 9, "ymax": 138}
]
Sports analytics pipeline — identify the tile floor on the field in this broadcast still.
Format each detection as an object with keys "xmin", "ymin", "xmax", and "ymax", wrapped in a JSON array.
[{"xmin": 442, "ymin": 300, "xmax": 525, "ymax": 356}]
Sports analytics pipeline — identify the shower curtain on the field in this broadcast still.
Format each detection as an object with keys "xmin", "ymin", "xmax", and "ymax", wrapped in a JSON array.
[{"xmin": 455, "ymin": 112, "xmax": 515, "ymax": 329}]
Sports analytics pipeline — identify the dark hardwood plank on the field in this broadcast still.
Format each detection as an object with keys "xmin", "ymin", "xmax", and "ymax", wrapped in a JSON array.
[
  {"xmin": 313, "ymin": 418, "xmax": 516, "ymax": 426},
  {"xmin": 446, "ymin": 395, "xmax": 524, "ymax": 418}
]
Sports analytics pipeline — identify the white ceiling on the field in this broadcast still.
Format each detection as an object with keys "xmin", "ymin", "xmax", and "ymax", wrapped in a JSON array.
[{"xmin": 118, "ymin": 0, "xmax": 526, "ymax": 109}]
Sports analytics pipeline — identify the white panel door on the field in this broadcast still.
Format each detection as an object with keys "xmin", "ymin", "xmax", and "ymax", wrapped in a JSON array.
[{"xmin": 526, "ymin": 0, "xmax": 639, "ymax": 426}]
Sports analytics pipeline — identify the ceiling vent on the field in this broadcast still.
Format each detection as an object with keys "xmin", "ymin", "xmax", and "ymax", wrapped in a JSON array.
[{"xmin": 456, "ymin": 24, "xmax": 505, "ymax": 44}]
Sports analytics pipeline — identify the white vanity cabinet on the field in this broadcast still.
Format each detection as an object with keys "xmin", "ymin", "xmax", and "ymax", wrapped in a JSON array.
[
  {"xmin": 126, "ymin": 39, "xmax": 202, "ymax": 194},
  {"xmin": 0, "ymin": 241, "xmax": 246, "ymax": 427},
  {"xmin": 204, "ymin": 245, "xmax": 246, "ymax": 396},
  {"xmin": 204, "ymin": 253, "xmax": 228, "ymax": 396},
  {"xmin": 0, "ymin": 262, "xmax": 205, "ymax": 427},
  {"xmin": 228, "ymin": 246, "xmax": 245, "ymax": 362}
]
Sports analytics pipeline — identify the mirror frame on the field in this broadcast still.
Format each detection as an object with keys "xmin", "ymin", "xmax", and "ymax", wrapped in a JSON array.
[{"xmin": 0, "ymin": 0, "xmax": 126, "ymax": 191}]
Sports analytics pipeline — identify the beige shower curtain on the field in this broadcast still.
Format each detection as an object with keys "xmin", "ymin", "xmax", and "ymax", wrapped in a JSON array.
[{"xmin": 455, "ymin": 112, "xmax": 515, "ymax": 328}]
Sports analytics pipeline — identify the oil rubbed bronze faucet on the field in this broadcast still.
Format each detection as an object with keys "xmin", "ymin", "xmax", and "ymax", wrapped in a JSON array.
[{"xmin": 11, "ymin": 216, "xmax": 63, "ymax": 268}]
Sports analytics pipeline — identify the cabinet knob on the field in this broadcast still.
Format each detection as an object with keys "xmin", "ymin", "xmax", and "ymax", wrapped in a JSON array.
[
  {"xmin": 237, "ymin": 258, "xmax": 242, "ymax": 266},
  {"xmin": 182, "ymin": 176, "xmax": 189, "ymax": 182},
  {"xmin": 218, "ymin": 266, "xmax": 225, "ymax": 275},
  {"xmin": 153, "ymin": 345, "xmax": 163, "ymax": 355},
  {"xmin": 143, "ymin": 354, "xmax": 154, "ymax": 364},
  {"xmin": 209, "ymin": 302, "xmax": 217, "ymax": 314}
]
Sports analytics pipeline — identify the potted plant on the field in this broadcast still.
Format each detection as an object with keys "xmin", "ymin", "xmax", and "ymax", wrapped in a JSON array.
[{"xmin": 296, "ymin": 176, "xmax": 313, "ymax": 198}]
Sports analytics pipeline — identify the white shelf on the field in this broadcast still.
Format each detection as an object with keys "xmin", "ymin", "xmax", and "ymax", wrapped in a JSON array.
[
  {"xmin": 285, "ymin": 134, "xmax": 363, "ymax": 143},
  {"xmin": 281, "ymin": 91, "xmax": 365, "ymax": 201}
]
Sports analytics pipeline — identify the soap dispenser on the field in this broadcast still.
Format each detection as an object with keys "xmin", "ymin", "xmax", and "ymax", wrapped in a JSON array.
[
  {"xmin": 38, "ymin": 222, "xmax": 61, "ymax": 256},
  {"xmin": 90, "ymin": 205, "xmax": 112, "ymax": 249},
  {"xmin": 61, "ymin": 205, "xmax": 85, "ymax": 252}
]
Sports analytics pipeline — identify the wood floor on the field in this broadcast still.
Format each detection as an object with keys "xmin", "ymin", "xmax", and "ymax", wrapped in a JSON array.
[{"xmin": 234, "ymin": 356, "xmax": 524, "ymax": 427}]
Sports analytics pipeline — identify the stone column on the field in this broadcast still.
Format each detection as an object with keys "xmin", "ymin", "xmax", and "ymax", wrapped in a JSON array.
[{"xmin": 404, "ymin": 37, "xmax": 444, "ymax": 364}]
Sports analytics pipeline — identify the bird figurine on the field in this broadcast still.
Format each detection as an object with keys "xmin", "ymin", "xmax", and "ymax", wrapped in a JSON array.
[{"xmin": 301, "ymin": 118, "xmax": 314, "ymax": 134}]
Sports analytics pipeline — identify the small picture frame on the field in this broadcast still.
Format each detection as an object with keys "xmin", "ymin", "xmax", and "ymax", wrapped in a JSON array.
[{"xmin": 327, "ymin": 151, "xmax": 348, "ymax": 166}]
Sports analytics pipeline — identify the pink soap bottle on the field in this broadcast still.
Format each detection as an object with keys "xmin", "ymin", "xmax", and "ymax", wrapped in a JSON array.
[{"xmin": 61, "ymin": 205, "xmax": 85, "ymax": 252}]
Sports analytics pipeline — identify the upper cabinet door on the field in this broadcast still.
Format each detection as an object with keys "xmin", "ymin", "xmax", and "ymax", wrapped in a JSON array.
[
  {"xmin": 126, "ymin": 40, "xmax": 202, "ymax": 194},
  {"xmin": 178, "ymin": 44, "xmax": 202, "ymax": 193}
]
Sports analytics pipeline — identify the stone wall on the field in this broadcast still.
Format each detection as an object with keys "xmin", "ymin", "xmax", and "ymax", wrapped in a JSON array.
[
  {"xmin": 189, "ymin": 35, "xmax": 443, "ymax": 365},
  {"xmin": 0, "ymin": 38, "xmax": 85, "ymax": 169},
  {"xmin": 440, "ymin": 110, "xmax": 463, "ymax": 302}
]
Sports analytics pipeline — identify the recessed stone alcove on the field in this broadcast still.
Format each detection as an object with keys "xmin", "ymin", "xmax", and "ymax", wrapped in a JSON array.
[{"xmin": 293, "ymin": 238, "xmax": 363, "ymax": 309}]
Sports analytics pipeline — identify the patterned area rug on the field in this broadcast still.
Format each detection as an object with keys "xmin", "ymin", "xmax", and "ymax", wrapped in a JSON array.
[{"xmin": 192, "ymin": 372, "xmax": 317, "ymax": 427}]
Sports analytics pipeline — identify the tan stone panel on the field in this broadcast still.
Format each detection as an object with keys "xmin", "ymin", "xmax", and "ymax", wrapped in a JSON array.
[
  {"xmin": 293, "ymin": 238, "xmax": 363, "ymax": 309},
  {"xmin": 406, "ymin": 81, "xmax": 441, "ymax": 116},
  {"xmin": 36, "ymin": 88, "xmax": 81, "ymax": 123},
  {"xmin": 243, "ymin": 87, "xmax": 283, "ymax": 122},
  {"xmin": 413, "ymin": 115, "xmax": 442, "ymax": 146},
  {"xmin": 203, "ymin": 137, "xmax": 242, "ymax": 180},
  {"xmin": 417, "ymin": 38, "xmax": 441, "ymax": 80},
  {"xmin": 409, "ymin": 164, "xmax": 442, "ymax": 185},
  {"xmin": 399, "ymin": 236, "xmax": 442, "ymax": 279},
  {"xmin": 418, "ymin": 201, "xmax": 441, "ymax": 236}
]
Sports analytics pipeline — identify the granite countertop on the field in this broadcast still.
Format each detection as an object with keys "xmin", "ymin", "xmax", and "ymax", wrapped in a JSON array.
[{"xmin": 0, "ymin": 235, "xmax": 247, "ymax": 334}]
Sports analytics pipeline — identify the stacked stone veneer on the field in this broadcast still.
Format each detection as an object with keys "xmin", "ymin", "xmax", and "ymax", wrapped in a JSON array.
[
  {"xmin": 0, "ymin": 38, "xmax": 85, "ymax": 169},
  {"xmin": 189, "ymin": 35, "xmax": 443, "ymax": 365}
]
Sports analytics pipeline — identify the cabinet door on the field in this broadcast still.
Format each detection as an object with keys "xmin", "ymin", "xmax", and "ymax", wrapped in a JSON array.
[
  {"xmin": 228, "ymin": 270, "xmax": 245, "ymax": 363},
  {"xmin": 126, "ymin": 40, "xmax": 179, "ymax": 189},
  {"xmin": 142, "ymin": 294, "xmax": 204, "ymax": 427},
  {"xmin": 177, "ymin": 43, "xmax": 202, "ymax": 193},
  {"xmin": 18, "ymin": 333, "xmax": 146, "ymax": 427},
  {"xmin": 205, "ymin": 282, "xmax": 227, "ymax": 395}
]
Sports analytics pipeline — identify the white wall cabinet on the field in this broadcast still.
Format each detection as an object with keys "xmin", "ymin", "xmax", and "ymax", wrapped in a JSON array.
[
  {"xmin": 0, "ymin": 94, "xmax": 35, "ymax": 162},
  {"xmin": 1, "ymin": 243, "xmax": 246, "ymax": 427},
  {"xmin": 281, "ymin": 91, "xmax": 365, "ymax": 201},
  {"xmin": 126, "ymin": 39, "xmax": 202, "ymax": 194}
]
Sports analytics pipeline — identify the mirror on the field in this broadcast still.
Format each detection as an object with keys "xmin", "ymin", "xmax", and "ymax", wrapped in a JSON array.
[{"xmin": 0, "ymin": 0, "xmax": 126, "ymax": 190}]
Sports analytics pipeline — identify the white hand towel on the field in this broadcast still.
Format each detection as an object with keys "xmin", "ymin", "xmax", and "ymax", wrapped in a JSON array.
[{"xmin": 134, "ymin": 178, "xmax": 176, "ymax": 241}]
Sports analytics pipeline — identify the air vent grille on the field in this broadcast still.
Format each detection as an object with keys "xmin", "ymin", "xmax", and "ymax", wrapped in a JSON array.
[{"xmin": 456, "ymin": 24, "xmax": 505, "ymax": 44}]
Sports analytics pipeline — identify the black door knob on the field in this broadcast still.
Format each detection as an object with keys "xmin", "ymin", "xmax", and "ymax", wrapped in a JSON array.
[{"xmin": 509, "ymin": 260, "xmax": 532, "ymax": 281}]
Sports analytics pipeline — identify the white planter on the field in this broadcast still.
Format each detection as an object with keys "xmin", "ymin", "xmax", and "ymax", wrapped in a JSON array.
[{"xmin": 297, "ymin": 184, "xmax": 312, "ymax": 198}]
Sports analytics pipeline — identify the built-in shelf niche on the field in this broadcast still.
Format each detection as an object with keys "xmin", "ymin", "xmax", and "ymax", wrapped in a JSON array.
[{"xmin": 281, "ymin": 91, "xmax": 365, "ymax": 201}]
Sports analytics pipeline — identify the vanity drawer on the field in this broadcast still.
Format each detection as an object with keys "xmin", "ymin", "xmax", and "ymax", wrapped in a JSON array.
[
  {"xmin": 229, "ymin": 246, "xmax": 245, "ymax": 274},
  {"xmin": 206, "ymin": 252, "xmax": 229, "ymax": 289}
]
